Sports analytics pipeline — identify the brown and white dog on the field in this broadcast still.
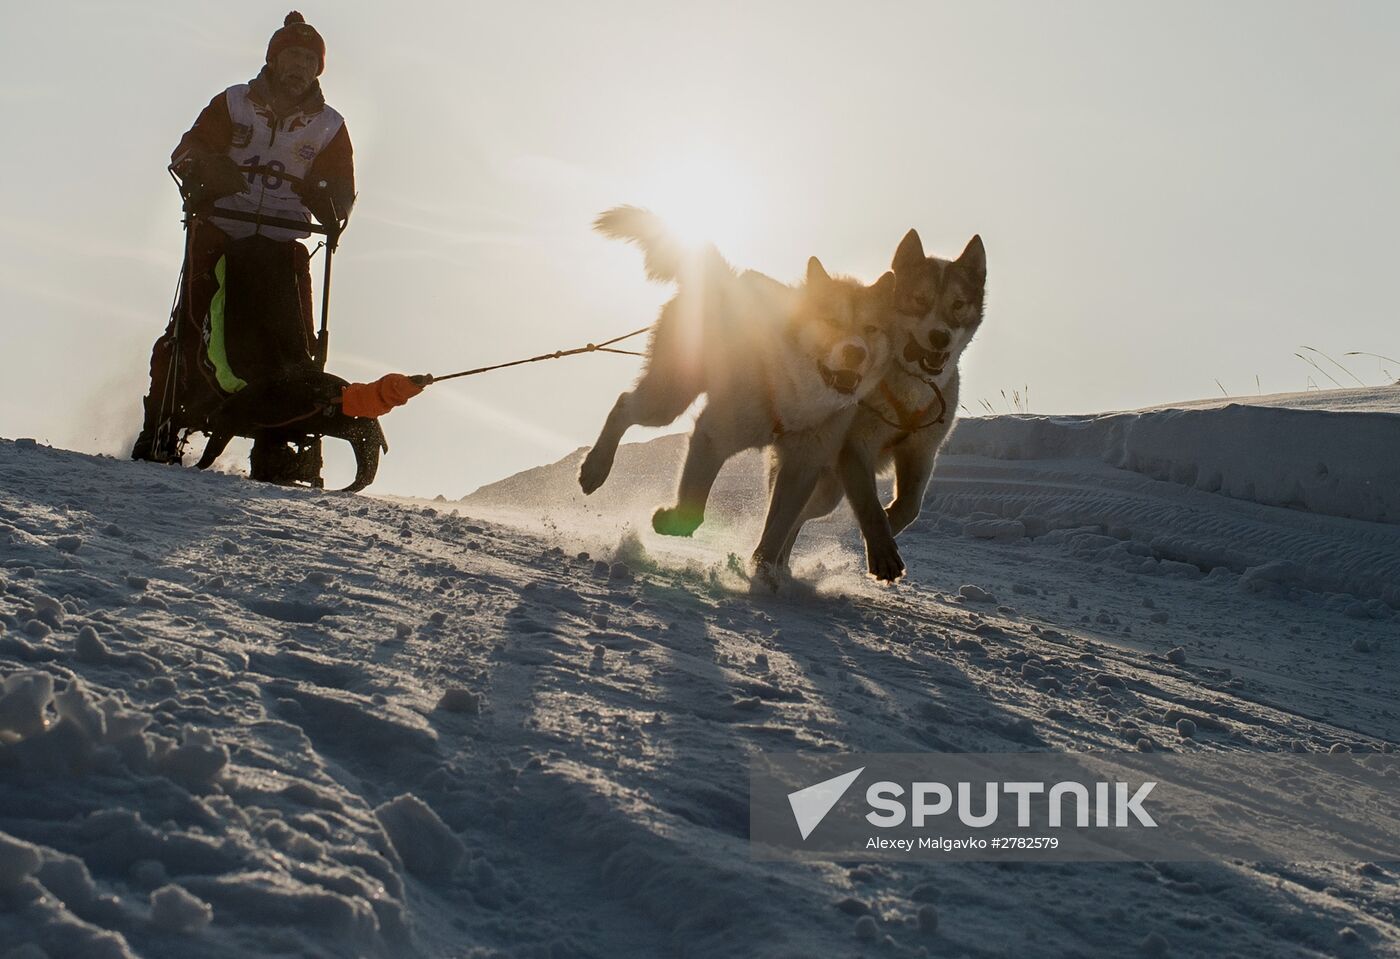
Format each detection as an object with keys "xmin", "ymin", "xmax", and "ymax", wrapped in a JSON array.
[
  {"xmin": 578, "ymin": 206, "xmax": 902, "ymax": 539},
  {"xmin": 754, "ymin": 229, "xmax": 986, "ymax": 583}
]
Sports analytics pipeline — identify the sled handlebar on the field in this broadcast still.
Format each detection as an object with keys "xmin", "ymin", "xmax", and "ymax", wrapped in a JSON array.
[
  {"xmin": 169, "ymin": 163, "xmax": 348, "ymax": 243},
  {"xmin": 187, "ymin": 206, "xmax": 342, "ymax": 240}
]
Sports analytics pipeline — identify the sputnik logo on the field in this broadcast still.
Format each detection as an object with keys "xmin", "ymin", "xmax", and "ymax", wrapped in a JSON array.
[{"xmin": 787, "ymin": 767, "xmax": 864, "ymax": 840}]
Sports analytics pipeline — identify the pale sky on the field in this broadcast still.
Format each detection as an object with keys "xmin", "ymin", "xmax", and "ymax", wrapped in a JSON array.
[{"xmin": 2, "ymin": 1, "xmax": 1396, "ymax": 497}]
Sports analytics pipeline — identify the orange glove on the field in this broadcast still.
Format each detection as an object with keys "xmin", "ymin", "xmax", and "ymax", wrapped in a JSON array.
[{"xmin": 341, "ymin": 373, "xmax": 427, "ymax": 419}]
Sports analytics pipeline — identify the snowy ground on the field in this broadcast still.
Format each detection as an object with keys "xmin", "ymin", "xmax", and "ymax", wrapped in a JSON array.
[{"xmin": 1, "ymin": 386, "xmax": 1398, "ymax": 958}]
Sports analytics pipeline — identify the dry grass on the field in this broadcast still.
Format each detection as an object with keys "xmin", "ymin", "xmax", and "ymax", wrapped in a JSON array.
[
  {"xmin": 968, "ymin": 385, "xmax": 1031, "ymax": 416},
  {"xmin": 1222, "ymin": 347, "xmax": 1397, "ymax": 395}
]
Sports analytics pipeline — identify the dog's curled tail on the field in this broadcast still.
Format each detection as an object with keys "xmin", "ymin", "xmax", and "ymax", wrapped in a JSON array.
[{"xmin": 594, "ymin": 205, "xmax": 726, "ymax": 283}]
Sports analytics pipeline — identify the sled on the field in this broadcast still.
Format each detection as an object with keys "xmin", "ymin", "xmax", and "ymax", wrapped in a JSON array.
[
  {"xmin": 194, "ymin": 367, "xmax": 387, "ymax": 493},
  {"xmin": 161, "ymin": 165, "xmax": 386, "ymax": 492}
]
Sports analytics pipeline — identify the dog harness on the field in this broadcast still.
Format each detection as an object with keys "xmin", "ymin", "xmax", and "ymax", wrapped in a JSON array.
[
  {"xmin": 760, "ymin": 362, "xmax": 856, "ymax": 437},
  {"xmin": 861, "ymin": 379, "xmax": 948, "ymax": 448}
]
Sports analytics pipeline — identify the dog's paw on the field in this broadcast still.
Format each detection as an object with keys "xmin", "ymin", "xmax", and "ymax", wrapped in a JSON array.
[
  {"xmin": 749, "ymin": 553, "xmax": 786, "ymax": 593},
  {"xmin": 866, "ymin": 540, "xmax": 906, "ymax": 583},
  {"xmin": 750, "ymin": 560, "xmax": 784, "ymax": 590},
  {"xmin": 652, "ymin": 505, "xmax": 702, "ymax": 537},
  {"xmin": 578, "ymin": 449, "xmax": 612, "ymax": 495}
]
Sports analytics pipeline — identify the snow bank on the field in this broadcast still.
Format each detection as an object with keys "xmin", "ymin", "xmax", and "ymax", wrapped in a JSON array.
[
  {"xmin": 945, "ymin": 401, "xmax": 1400, "ymax": 525},
  {"xmin": 1142, "ymin": 383, "xmax": 1400, "ymax": 414}
]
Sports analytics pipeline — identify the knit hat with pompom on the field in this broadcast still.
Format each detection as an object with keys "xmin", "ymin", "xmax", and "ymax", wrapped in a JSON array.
[{"xmin": 266, "ymin": 11, "xmax": 326, "ymax": 75}]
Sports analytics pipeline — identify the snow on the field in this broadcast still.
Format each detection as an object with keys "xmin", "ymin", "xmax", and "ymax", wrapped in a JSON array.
[
  {"xmin": 945, "ymin": 397, "xmax": 1400, "ymax": 525},
  {"xmin": 0, "ymin": 832, "xmax": 42, "ymax": 891},
  {"xmin": 147, "ymin": 884, "xmax": 212, "ymax": 933},
  {"xmin": 373, "ymin": 794, "xmax": 466, "ymax": 879},
  {"xmin": 434, "ymin": 687, "xmax": 481, "ymax": 715},
  {"xmin": 1143, "ymin": 383, "xmax": 1400, "ymax": 414},
  {"xmin": 0, "ymin": 385, "xmax": 1398, "ymax": 956}
]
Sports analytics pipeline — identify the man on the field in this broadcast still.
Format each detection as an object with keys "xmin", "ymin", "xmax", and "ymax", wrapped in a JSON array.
[{"xmin": 132, "ymin": 10, "xmax": 355, "ymax": 477}]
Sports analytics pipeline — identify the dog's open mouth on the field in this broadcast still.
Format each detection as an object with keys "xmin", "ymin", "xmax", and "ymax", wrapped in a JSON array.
[
  {"xmin": 903, "ymin": 336, "xmax": 948, "ymax": 376},
  {"xmin": 819, "ymin": 363, "xmax": 862, "ymax": 395},
  {"xmin": 917, "ymin": 350, "xmax": 948, "ymax": 376}
]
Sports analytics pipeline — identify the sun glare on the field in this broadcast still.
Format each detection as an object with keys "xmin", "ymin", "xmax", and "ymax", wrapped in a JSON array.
[{"xmin": 638, "ymin": 148, "xmax": 753, "ymax": 253}]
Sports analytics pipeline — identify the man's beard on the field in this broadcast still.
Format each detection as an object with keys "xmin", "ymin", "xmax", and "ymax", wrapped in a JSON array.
[{"xmin": 274, "ymin": 74, "xmax": 311, "ymax": 100}]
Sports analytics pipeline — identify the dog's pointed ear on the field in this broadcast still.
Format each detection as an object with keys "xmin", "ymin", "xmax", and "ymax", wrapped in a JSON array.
[
  {"xmin": 957, "ymin": 235, "xmax": 986, "ymax": 287},
  {"xmin": 806, "ymin": 256, "xmax": 831, "ymax": 286},
  {"xmin": 893, "ymin": 229, "xmax": 924, "ymax": 272},
  {"xmin": 871, "ymin": 270, "xmax": 896, "ymax": 302}
]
